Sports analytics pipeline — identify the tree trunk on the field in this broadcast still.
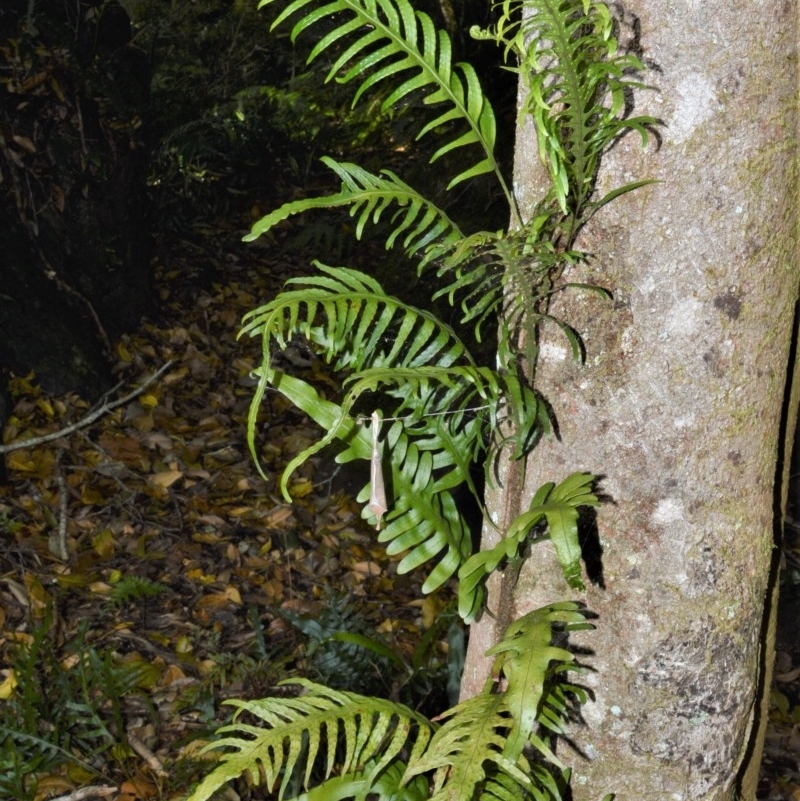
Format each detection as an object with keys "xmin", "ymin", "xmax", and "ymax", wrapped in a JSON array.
[{"xmin": 462, "ymin": 2, "xmax": 799, "ymax": 799}]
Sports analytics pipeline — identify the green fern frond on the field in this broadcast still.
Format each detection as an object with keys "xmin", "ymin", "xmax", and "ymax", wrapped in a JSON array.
[
  {"xmin": 478, "ymin": 0, "xmax": 655, "ymax": 217},
  {"xmin": 342, "ymin": 364, "xmax": 540, "ymax": 449},
  {"xmin": 240, "ymin": 264, "xmax": 474, "ymax": 375},
  {"xmin": 258, "ymin": 0, "xmax": 512, "ymax": 200},
  {"xmin": 488, "ymin": 602, "xmax": 590, "ymax": 763},
  {"xmin": 431, "ymin": 225, "xmax": 589, "ymax": 352},
  {"xmin": 187, "ymin": 679, "xmax": 433, "ymax": 801},
  {"xmin": 246, "ymin": 158, "xmax": 465, "ymax": 269},
  {"xmin": 247, "ymin": 365, "xmax": 480, "ymax": 592},
  {"xmin": 403, "ymin": 691, "xmax": 528, "ymax": 800},
  {"xmin": 106, "ymin": 574, "xmax": 168, "ymax": 606},
  {"xmin": 188, "ymin": 605, "xmax": 590, "ymax": 801},
  {"xmin": 458, "ymin": 473, "xmax": 598, "ymax": 619},
  {"xmin": 298, "ymin": 759, "xmax": 431, "ymax": 800},
  {"xmin": 479, "ymin": 771, "xmax": 539, "ymax": 801},
  {"xmin": 402, "ymin": 602, "xmax": 589, "ymax": 801},
  {"xmin": 239, "ymin": 263, "xmax": 483, "ymax": 489},
  {"xmin": 241, "ymin": 265, "xmax": 550, "ymax": 603}
]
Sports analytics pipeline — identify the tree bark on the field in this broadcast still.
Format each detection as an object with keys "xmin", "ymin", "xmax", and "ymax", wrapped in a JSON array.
[{"xmin": 462, "ymin": 2, "xmax": 799, "ymax": 799}]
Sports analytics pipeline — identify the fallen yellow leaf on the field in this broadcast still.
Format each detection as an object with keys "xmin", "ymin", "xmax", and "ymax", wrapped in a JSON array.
[
  {"xmin": 81, "ymin": 484, "xmax": 107, "ymax": 505},
  {"xmin": 139, "ymin": 392, "xmax": 160, "ymax": 409},
  {"xmin": 160, "ymin": 663, "xmax": 186, "ymax": 686},
  {"xmin": 92, "ymin": 528, "xmax": 116, "ymax": 558},
  {"xmin": 32, "ymin": 775, "xmax": 74, "ymax": 801},
  {"xmin": 36, "ymin": 397, "xmax": 55, "ymax": 417},
  {"xmin": 150, "ymin": 469, "xmax": 183, "ymax": 488},
  {"xmin": 0, "ymin": 669, "xmax": 17, "ymax": 699},
  {"xmin": 119, "ymin": 778, "xmax": 159, "ymax": 800},
  {"xmin": 116, "ymin": 341, "xmax": 133, "ymax": 362},
  {"xmin": 352, "ymin": 561, "xmax": 381, "ymax": 578},
  {"xmin": 421, "ymin": 595, "xmax": 439, "ymax": 629},
  {"xmin": 290, "ymin": 478, "xmax": 314, "ymax": 497}
]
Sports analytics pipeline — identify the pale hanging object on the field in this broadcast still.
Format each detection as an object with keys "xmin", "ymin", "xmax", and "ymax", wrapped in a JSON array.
[{"xmin": 366, "ymin": 411, "xmax": 388, "ymax": 530}]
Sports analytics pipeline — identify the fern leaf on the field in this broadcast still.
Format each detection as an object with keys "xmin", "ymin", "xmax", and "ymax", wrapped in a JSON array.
[
  {"xmin": 486, "ymin": 603, "xmax": 586, "ymax": 763},
  {"xmin": 485, "ymin": 0, "xmax": 655, "ymax": 215},
  {"xmin": 185, "ymin": 680, "xmax": 432, "ymax": 801},
  {"xmin": 458, "ymin": 474, "xmax": 598, "ymax": 618},
  {"xmin": 258, "ymin": 0, "xmax": 510, "ymax": 194},
  {"xmin": 479, "ymin": 772, "xmax": 539, "ymax": 801},
  {"xmin": 403, "ymin": 691, "xmax": 523, "ymax": 800},
  {"xmin": 245, "ymin": 159, "xmax": 464, "ymax": 268},
  {"xmin": 295, "ymin": 760, "xmax": 430, "ymax": 800},
  {"xmin": 241, "ymin": 264, "xmax": 473, "ymax": 377},
  {"xmin": 537, "ymin": 472, "xmax": 599, "ymax": 589},
  {"xmin": 241, "ymin": 264, "xmax": 551, "ymax": 602},
  {"xmin": 262, "ymin": 371, "xmax": 369, "ymax": 497},
  {"xmin": 247, "ymin": 369, "xmax": 478, "ymax": 592}
]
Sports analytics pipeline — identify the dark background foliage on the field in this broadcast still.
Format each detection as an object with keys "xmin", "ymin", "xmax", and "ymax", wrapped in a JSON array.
[{"xmin": 0, "ymin": 0, "xmax": 515, "ymax": 404}]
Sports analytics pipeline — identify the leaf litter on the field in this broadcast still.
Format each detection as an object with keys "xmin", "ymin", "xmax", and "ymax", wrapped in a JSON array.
[{"xmin": 0, "ymin": 227, "xmax": 454, "ymax": 801}]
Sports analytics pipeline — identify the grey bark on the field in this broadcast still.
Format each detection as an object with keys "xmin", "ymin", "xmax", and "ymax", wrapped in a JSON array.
[{"xmin": 461, "ymin": 2, "xmax": 799, "ymax": 799}]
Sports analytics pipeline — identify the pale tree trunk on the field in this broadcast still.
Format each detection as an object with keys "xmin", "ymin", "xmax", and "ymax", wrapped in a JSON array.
[{"xmin": 461, "ymin": 2, "xmax": 799, "ymax": 799}]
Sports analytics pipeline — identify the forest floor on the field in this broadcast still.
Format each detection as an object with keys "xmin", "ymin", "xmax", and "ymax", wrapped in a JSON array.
[
  {"xmin": 0, "ymin": 225, "xmax": 453, "ymax": 801},
  {"xmin": 1, "ymin": 223, "xmax": 800, "ymax": 800}
]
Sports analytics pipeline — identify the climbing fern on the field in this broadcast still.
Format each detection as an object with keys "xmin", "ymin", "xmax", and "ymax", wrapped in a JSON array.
[
  {"xmin": 190, "ymin": 0, "xmax": 654, "ymax": 798},
  {"xmin": 187, "ymin": 603, "xmax": 592, "ymax": 801},
  {"xmin": 261, "ymin": 0, "xmax": 511, "ymax": 199},
  {"xmin": 240, "ymin": 0, "xmax": 650, "ymax": 613}
]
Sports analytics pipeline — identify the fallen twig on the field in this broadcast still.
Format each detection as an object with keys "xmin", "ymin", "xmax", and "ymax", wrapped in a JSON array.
[
  {"xmin": 48, "ymin": 786, "xmax": 117, "ymax": 801},
  {"xmin": 127, "ymin": 728, "xmax": 168, "ymax": 776},
  {"xmin": 50, "ymin": 447, "xmax": 69, "ymax": 560},
  {"xmin": 0, "ymin": 361, "xmax": 175, "ymax": 454}
]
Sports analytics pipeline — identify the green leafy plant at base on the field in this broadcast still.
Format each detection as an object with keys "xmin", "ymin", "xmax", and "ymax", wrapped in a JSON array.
[
  {"xmin": 106, "ymin": 574, "xmax": 169, "ymax": 606},
  {"xmin": 0, "ymin": 614, "xmax": 159, "ymax": 801},
  {"xmin": 189, "ymin": 603, "xmax": 602, "ymax": 801},
  {"xmin": 187, "ymin": 0, "xmax": 653, "ymax": 798},
  {"xmin": 277, "ymin": 590, "xmax": 466, "ymax": 714}
]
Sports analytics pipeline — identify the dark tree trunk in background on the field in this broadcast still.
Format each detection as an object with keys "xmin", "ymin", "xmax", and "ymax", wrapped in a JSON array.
[
  {"xmin": 461, "ymin": 2, "xmax": 799, "ymax": 799},
  {"xmin": 0, "ymin": 0, "xmax": 151, "ymax": 399}
]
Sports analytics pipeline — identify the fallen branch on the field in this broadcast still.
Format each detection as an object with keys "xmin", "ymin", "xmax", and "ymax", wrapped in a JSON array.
[{"xmin": 0, "ymin": 361, "xmax": 175, "ymax": 455}]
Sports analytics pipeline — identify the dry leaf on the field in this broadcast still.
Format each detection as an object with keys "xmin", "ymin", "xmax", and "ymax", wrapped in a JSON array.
[
  {"xmin": 150, "ymin": 469, "xmax": 183, "ymax": 488},
  {"xmin": 119, "ymin": 778, "xmax": 159, "ymax": 801}
]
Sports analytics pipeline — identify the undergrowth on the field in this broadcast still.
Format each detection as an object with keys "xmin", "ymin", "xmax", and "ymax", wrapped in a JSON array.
[
  {"xmin": 184, "ymin": 0, "xmax": 653, "ymax": 797},
  {"xmin": 0, "ymin": 613, "xmax": 156, "ymax": 801}
]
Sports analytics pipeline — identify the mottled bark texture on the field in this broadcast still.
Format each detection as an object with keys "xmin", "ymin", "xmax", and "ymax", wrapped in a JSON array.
[{"xmin": 462, "ymin": 2, "xmax": 799, "ymax": 799}]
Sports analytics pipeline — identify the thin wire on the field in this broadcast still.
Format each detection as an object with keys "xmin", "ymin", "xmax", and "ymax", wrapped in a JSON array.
[
  {"xmin": 256, "ymin": 386, "xmax": 495, "ymax": 423},
  {"xmin": 355, "ymin": 404, "xmax": 493, "ymax": 424}
]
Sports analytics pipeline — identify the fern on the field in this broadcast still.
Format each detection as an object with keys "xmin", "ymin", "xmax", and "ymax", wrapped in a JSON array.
[
  {"xmin": 107, "ymin": 574, "xmax": 168, "ymax": 606},
  {"xmin": 0, "ymin": 615, "xmax": 154, "ymax": 792},
  {"xmin": 186, "ymin": 678, "xmax": 434, "ymax": 801},
  {"xmin": 476, "ymin": 0, "xmax": 655, "ymax": 219},
  {"xmin": 258, "ymin": 0, "xmax": 512, "ymax": 199},
  {"xmin": 245, "ymin": 2, "xmax": 653, "ymax": 367},
  {"xmin": 245, "ymin": 158, "xmax": 466, "ymax": 270},
  {"xmin": 217, "ymin": 0, "xmax": 656, "ymax": 798},
  {"xmin": 241, "ymin": 264, "xmax": 543, "ymax": 610},
  {"xmin": 458, "ymin": 472, "xmax": 600, "ymax": 619},
  {"xmin": 186, "ymin": 604, "xmax": 588, "ymax": 801}
]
